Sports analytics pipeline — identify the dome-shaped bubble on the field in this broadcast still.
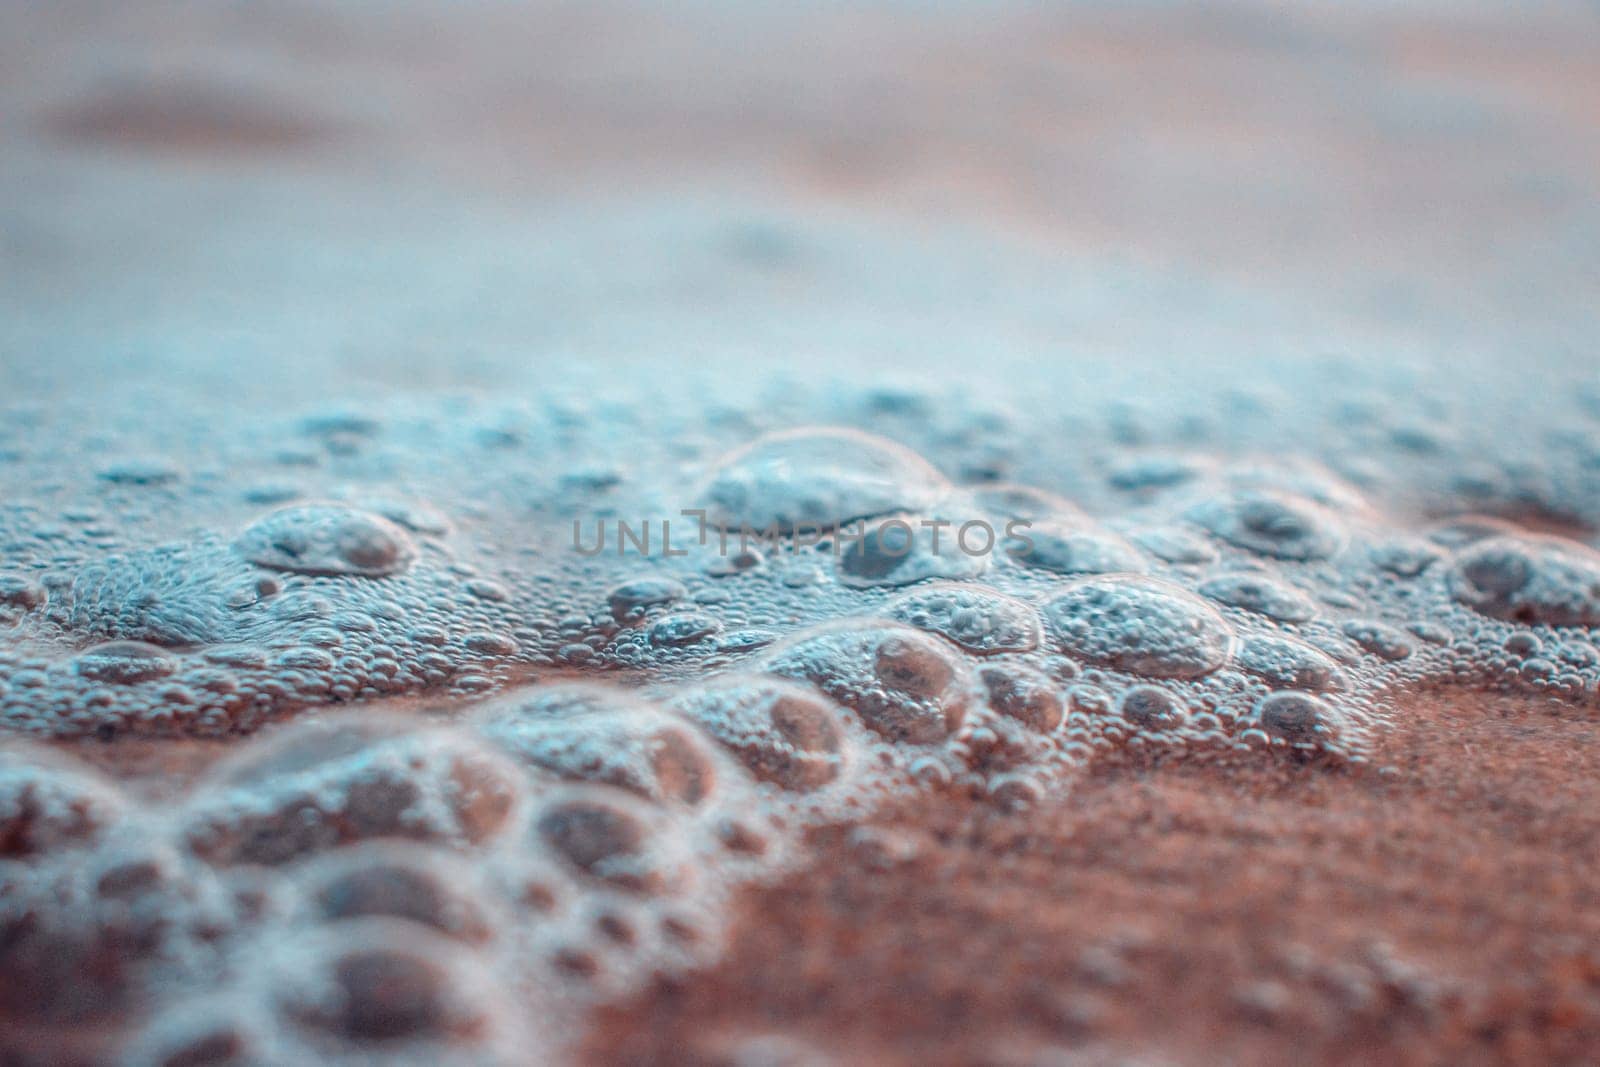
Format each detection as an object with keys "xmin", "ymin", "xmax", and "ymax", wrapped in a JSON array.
[
  {"xmin": 837, "ymin": 510, "xmax": 989, "ymax": 588},
  {"xmin": 1236, "ymin": 634, "xmax": 1341, "ymax": 691},
  {"xmin": 1253, "ymin": 691, "xmax": 1343, "ymax": 747},
  {"xmin": 276, "ymin": 922, "xmax": 507, "ymax": 1049},
  {"xmin": 531, "ymin": 785, "xmax": 685, "ymax": 893},
  {"xmin": 1222, "ymin": 458, "xmax": 1368, "ymax": 512},
  {"xmin": 474, "ymin": 685, "xmax": 719, "ymax": 805},
  {"xmin": 0, "ymin": 573, "xmax": 46, "ymax": 624},
  {"xmin": 1341, "ymin": 619, "xmax": 1415, "ymax": 661},
  {"xmin": 1426, "ymin": 515, "xmax": 1525, "ymax": 549},
  {"xmin": 649, "ymin": 612, "xmax": 722, "ymax": 647},
  {"xmin": 977, "ymin": 664, "xmax": 1064, "ymax": 732},
  {"xmin": 761, "ymin": 621, "xmax": 974, "ymax": 745},
  {"xmin": 1130, "ymin": 526, "xmax": 1218, "ymax": 565},
  {"xmin": 607, "ymin": 576, "xmax": 688, "ymax": 622},
  {"xmin": 696, "ymin": 427, "xmax": 949, "ymax": 530},
  {"xmin": 668, "ymin": 676, "xmax": 851, "ymax": 792},
  {"xmin": 0, "ymin": 881, "xmax": 138, "ymax": 1023},
  {"xmin": 1008, "ymin": 518, "xmax": 1146, "ymax": 576},
  {"xmin": 1197, "ymin": 572, "xmax": 1316, "ymax": 623},
  {"xmin": 1108, "ymin": 454, "xmax": 1209, "ymax": 493},
  {"xmin": 1187, "ymin": 490, "xmax": 1345, "ymax": 560},
  {"xmin": 1118, "ymin": 685, "xmax": 1187, "ymax": 731},
  {"xmin": 235, "ymin": 505, "xmax": 418, "ymax": 578},
  {"xmin": 122, "ymin": 1003, "xmax": 269, "ymax": 1067},
  {"xmin": 72, "ymin": 640, "xmax": 179, "ymax": 684},
  {"xmin": 1370, "ymin": 539, "xmax": 1444, "ymax": 578},
  {"xmin": 1449, "ymin": 535, "xmax": 1600, "ymax": 627},
  {"xmin": 884, "ymin": 584, "xmax": 1040, "ymax": 655},
  {"xmin": 0, "ymin": 745, "xmax": 126, "ymax": 859},
  {"xmin": 1042, "ymin": 577, "xmax": 1234, "ymax": 679},
  {"xmin": 300, "ymin": 843, "xmax": 496, "ymax": 944},
  {"xmin": 972, "ymin": 483, "xmax": 1081, "ymax": 523},
  {"xmin": 183, "ymin": 716, "xmax": 523, "ymax": 866}
]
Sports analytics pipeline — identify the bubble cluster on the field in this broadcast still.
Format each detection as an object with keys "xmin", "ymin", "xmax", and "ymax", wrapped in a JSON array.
[{"xmin": 5, "ymin": 374, "xmax": 1600, "ymax": 1063}]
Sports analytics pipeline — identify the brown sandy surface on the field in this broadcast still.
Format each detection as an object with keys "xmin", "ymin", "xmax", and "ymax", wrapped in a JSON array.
[{"xmin": 589, "ymin": 690, "xmax": 1600, "ymax": 1065}]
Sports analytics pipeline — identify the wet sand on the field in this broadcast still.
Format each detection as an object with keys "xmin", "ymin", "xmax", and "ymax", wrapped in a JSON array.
[{"xmin": 591, "ymin": 689, "xmax": 1600, "ymax": 1065}]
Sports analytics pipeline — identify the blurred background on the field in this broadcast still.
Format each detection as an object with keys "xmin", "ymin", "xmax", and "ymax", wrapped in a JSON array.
[{"xmin": 2, "ymin": 0, "xmax": 1597, "ymax": 405}]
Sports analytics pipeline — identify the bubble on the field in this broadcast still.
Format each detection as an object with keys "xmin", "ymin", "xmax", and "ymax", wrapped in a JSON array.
[
  {"xmin": 1236, "ymin": 634, "xmax": 1341, "ymax": 691},
  {"xmin": 183, "ymin": 716, "xmax": 523, "ymax": 866},
  {"xmin": 1504, "ymin": 632, "xmax": 1541, "ymax": 658},
  {"xmin": 1118, "ymin": 685, "xmax": 1187, "ymax": 731},
  {"xmin": 697, "ymin": 427, "xmax": 949, "ymax": 529},
  {"xmin": 0, "ymin": 883, "xmax": 135, "ymax": 1023},
  {"xmin": 977, "ymin": 663, "xmax": 1064, "ymax": 732},
  {"xmin": 126, "ymin": 1015, "xmax": 263, "ymax": 1067},
  {"xmin": 668, "ymin": 676, "xmax": 851, "ymax": 792},
  {"xmin": 1449, "ymin": 535, "xmax": 1600, "ymax": 626},
  {"xmin": 0, "ymin": 572, "xmax": 46, "ymax": 622},
  {"xmin": 1188, "ymin": 490, "xmax": 1345, "ymax": 560},
  {"xmin": 475, "ymin": 686, "xmax": 719, "ymax": 805},
  {"xmin": 972, "ymin": 483, "xmax": 1079, "ymax": 522},
  {"xmin": 278, "ymin": 923, "xmax": 501, "ymax": 1047},
  {"xmin": 1370, "ymin": 539, "xmax": 1443, "ymax": 578},
  {"xmin": 1009, "ymin": 518, "xmax": 1146, "ymax": 576},
  {"xmin": 533, "ymin": 786, "xmax": 682, "ymax": 893},
  {"xmin": 97, "ymin": 458, "xmax": 181, "ymax": 486},
  {"xmin": 0, "ymin": 842, "xmax": 224, "ymax": 1028},
  {"xmin": 235, "ymin": 505, "xmax": 418, "ymax": 578},
  {"xmin": 362, "ymin": 497, "xmax": 451, "ymax": 537},
  {"xmin": 762, "ymin": 621, "xmax": 973, "ymax": 744},
  {"xmin": 1042, "ymin": 577, "xmax": 1234, "ymax": 679},
  {"xmin": 1108, "ymin": 455, "xmax": 1207, "ymax": 492},
  {"xmin": 607, "ymin": 576, "xmax": 688, "ymax": 622},
  {"xmin": 884, "ymin": 584, "xmax": 1040, "ymax": 655},
  {"xmin": 649, "ymin": 612, "xmax": 722, "ymax": 647},
  {"xmin": 73, "ymin": 640, "xmax": 179, "ymax": 684},
  {"xmin": 1130, "ymin": 526, "xmax": 1219, "ymax": 565},
  {"xmin": 302, "ymin": 844, "xmax": 495, "ymax": 944},
  {"xmin": 1253, "ymin": 691, "xmax": 1342, "ymax": 746},
  {"xmin": 1341, "ymin": 619, "xmax": 1415, "ymax": 661},
  {"xmin": 1427, "ymin": 515, "xmax": 1524, "ymax": 549},
  {"xmin": 1197, "ymin": 572, "xmax": 1316, "ymax": 623},
  {"xmin": 837, "ymin": 512, "xmax": 988, "ymax": 588},
  {"xmin": 0, "ymin": 745, "xmax": 126, "ymax": 859},
  {"xmin": 462, "ymin": 631, "xmax": 517, "ymax": 657}
]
